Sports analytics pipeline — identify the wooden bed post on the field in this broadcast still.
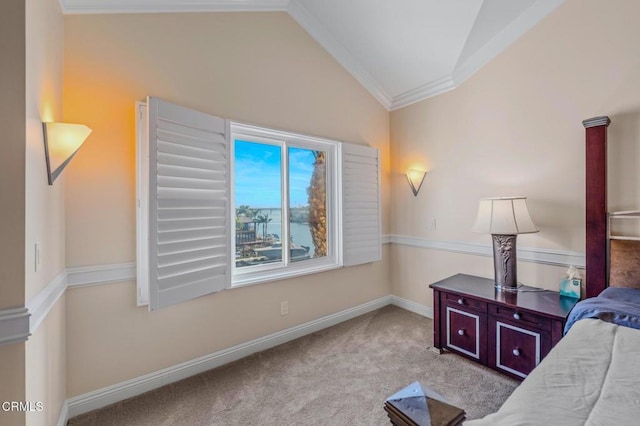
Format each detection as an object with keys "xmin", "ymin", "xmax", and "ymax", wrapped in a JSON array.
[{"xmin": 583, "ymin": 116, "xmax": 611, "ymax": 298}]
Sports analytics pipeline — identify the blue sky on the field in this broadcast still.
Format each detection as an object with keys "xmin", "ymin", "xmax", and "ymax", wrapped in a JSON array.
[{"xmin": 234, "ymin": 140, "xmax": 316, "ymax": 208}]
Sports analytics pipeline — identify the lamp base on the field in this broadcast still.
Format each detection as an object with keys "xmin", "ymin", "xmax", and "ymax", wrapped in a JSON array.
[
  {"xmin": 494, "ymin": 283, "xmax": 522, "ymax": 292},
  {"xmin": 491, "ymin": 234, "xmax": 519, "ymax": 291}
]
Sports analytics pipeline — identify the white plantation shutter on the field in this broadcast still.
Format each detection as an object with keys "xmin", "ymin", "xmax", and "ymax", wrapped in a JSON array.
[
  {"xmin": 341, "ymin": 143, "xmax": 381, "ymax": 266},
  {"xmin": 148, "ymin": 97, "xmax": 230, "ymax": 310}
]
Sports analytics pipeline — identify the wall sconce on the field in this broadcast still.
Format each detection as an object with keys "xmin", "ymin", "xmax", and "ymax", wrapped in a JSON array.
[
  {"xmin": 406, "ymin": 169, "xmax": 427, "ymax": 196},
  {"xmin": 42, "ymin": 122, "xmax": 92, "ymax": 185}
]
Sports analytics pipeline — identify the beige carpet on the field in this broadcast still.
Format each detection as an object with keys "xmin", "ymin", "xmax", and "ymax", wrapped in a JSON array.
[{"xmin": 68, "ymin": 306, "xmax": 518, "ymax": 425}]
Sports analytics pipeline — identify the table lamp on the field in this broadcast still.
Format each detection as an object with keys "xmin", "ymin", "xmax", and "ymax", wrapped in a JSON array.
[{"xmin": 472, "ymin": 196, "xmax": 538, "ymax": 291}]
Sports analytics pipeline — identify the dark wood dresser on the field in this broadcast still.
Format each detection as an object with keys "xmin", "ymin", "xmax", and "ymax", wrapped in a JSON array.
[{"xmin": 429, "ymin": 274, "xmax": 578, "ymax": 379}]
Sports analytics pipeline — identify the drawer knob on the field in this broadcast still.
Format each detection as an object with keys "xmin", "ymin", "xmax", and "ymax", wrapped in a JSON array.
[
  {"xmin": 457, "ymin": 298, "xmax": 464, "ymax": 305},
  {"xmin": 512, "ymin": 348, "xmax": 520, "ymax": 357},
  {"xmin": 457, "ymin": 329, "xmax": 465, "ymax": 336},
  {"xmin": 513, "ymin": 312, "xmax": 521, "ymax": 320}
]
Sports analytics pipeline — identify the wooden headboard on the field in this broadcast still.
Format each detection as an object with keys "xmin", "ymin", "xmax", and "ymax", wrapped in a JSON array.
[{"xmin": 583, "ymin": 116, "xmax": 611, "ymax": 298}]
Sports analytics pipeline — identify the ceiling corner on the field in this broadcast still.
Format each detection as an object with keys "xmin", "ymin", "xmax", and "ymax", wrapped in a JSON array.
[
  {"xmin": 452, "ymin": 0, "xmax": 565, "ymax": 91},
  {"xmin": 287, "ymin": 0, "xmax": 393, "ymax": 110},
  {"xmin": 58, "ymin": 0, "xmax": 565, "ymax": 112}
]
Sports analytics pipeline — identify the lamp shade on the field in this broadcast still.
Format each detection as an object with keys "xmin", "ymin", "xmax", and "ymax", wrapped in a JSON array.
[
  {"xmin": 43, "ymin": 122, "xmax": 92, "ymax": 185},
  {"xmin": 472, "ymin": 196, "xmax": 538, "ymax": 235}
]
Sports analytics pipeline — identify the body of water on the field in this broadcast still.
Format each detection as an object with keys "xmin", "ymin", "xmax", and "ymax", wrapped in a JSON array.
[{"xmin": 253, "ymin": 208, "xmax": 317, "ymax": 257}]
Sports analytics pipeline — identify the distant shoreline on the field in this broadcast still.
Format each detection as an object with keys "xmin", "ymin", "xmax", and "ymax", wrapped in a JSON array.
[{"xmin": 237, "ymin": 206, "xmax": 309, "ymax": 224}]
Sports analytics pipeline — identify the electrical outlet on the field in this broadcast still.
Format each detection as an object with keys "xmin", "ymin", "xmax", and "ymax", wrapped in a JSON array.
[
  {"xmin": 431, "ymin": 218, "xmax": 437, "ymax": 230},
  {"xmin": 280, "ymin": 301, "xmax": 289, "ymax": 316}
]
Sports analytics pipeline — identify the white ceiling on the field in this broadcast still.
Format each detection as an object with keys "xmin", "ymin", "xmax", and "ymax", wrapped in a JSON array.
[{"xmin": 60, "ymin": 0, "xmax": 564, "ymax": 110}]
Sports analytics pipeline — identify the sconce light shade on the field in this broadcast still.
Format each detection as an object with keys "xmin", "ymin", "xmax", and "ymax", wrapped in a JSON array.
[
  {"xmin": 43, "ymin": 122, "xmax": 92, "ymax": 185},
  {"xmin": 406, "ymin": 169, "xmax": 427, "ymax": 196}
]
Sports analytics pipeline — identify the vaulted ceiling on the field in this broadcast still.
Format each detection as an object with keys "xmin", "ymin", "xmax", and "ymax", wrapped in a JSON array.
[{"xmin": 60, "ymin": 0, "xmax": 564, "ymax": 110}]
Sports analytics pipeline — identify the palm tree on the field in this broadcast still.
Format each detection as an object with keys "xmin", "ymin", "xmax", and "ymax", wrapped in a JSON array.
[{"xmin": 255, "ymin": 211, "xmax": 272, "ymax": 240}]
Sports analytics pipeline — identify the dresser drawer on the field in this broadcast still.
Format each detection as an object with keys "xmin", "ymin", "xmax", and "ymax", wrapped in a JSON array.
[
  {"xmin": 488, "ymin": 317, "xmax": 551, "ymax": 379},
  {"xmin": 445, "ymin": 293, "xmax": 487, "ymax": 313},
  {"xmin": 444, "ymin": 306, "xmax": 486, "ymax": 362},
  {"xmin": 489, "ymin": 304, "xmax": 551, "ymax": 331}
]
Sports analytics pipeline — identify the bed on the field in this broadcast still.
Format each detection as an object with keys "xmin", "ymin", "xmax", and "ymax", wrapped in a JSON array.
[{"xmin": 466, "ymin": 117, "xmax": 640, "ymax": 425}]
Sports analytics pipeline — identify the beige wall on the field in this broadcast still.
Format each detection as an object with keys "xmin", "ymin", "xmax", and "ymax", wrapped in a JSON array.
[
  {"xmin": 63, "ymin": 12, "xmax": 390, "ymax": 396},
  {"xmin": 390, "ymin": 0, "xmax": 640, "ymax": 304},
  {"xmin": 25, "ymin": 0, "xmax": 66, "ymax": 301},
  {"xmin": 0, "ymin": 344, "xmax": 25, "ymax": 425},
  {"xmin": 0, "ymin": 0, "xmax": 26, "ymax": 310},
  {"xmin": 0, "ymin": 1, "xmax": 27, "ymax": 424},
  {"xmin": 26, "ymin": 299, "xmax": 66, "ymax": 426},
  {"xmin": 60, "ymin": 0, "xmax": 640, "ymax": 402},
  {"xmin": 24, "ymin": 0, "xmax": 67, "ymax": 425}
]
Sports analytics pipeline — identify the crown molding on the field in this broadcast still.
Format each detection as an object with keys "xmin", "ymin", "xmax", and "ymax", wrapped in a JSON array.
[
  {"xmin": 389, "ymin": 76, "xmax": 457, "ymax": 111},
  {"xmin": 289, "ymin": 0, "xmax": 564, "ymax": 111},
  {"xmin": 287, "ymin": 0, "xmax": 393, "ymax": 110},
  {"xmin": 59, "ymin": 0, "xmax": 563, "ymax": 110},
  {"xmin": 61, "ymin": 0, "xmax": 290, "ymax": 14},
  {"xmin": 583, "ymin": 116, "xmax": 611, "ymax": 128}
]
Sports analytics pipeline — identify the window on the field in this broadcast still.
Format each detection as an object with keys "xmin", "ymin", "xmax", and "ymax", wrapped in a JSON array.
[
  {"xmin": 230, "ymin": 123, "xmax": 339, "ymax": 286},
  {"xmin": 137, "ymin": 97, "xmax": 380, "ymax": 310}
]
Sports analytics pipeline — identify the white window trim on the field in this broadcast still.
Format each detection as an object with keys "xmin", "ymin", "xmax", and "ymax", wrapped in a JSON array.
[
  {"xmin": 135, "ymin": 101, "xmax": 150, "ymax": 306},
  {"xmin": 229, "ymin": 122, "xmax": 342, "ymax": 288},
  {"xmin": 136, "ymin": 99, "xmax": 380, "ymax": 309}
]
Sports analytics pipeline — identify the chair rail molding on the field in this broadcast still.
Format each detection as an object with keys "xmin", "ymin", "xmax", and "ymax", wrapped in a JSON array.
[
  {"xmin": 5, "ymin": 231, "xmax": 577, "ymax": 346},
  {"xmin": 0, "ymin": 262, "xmax": 136, "ymax": 345},
  {"xmin": 0, "ymin": 306, "xmax": 31, "ymax": 345},
  {"xmin": 388, "ymin": 234, "xmax": 585, "ymax": 268},
  {"xmin": 67, "ymin": 262, "xmax": 136, "ymax": 288},
  {"xmin": 27, "ymin": 272, "xmax": 67, "ymax": 334}
]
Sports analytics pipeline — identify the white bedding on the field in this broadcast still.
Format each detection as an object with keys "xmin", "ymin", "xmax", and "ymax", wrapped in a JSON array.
[{"xmin": 466, "ymin": 319, "xmax": 640, "ymax": 425}]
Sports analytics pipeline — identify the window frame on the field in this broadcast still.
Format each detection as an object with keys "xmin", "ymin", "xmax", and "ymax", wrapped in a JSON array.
[
  {"xmin": 136, "ymin": 98, "xmax": 380, "ymax": 309},
  {"xmin": 230, "ymin": 122, "xmax": 342, "ymax": 288},
  {"xmin": 136, "ymin": 101, "xmax": 150, "ymax": 306}
]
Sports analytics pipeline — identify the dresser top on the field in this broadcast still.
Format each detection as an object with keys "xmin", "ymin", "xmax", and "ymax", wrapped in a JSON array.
[{"xmin": 429, "ymin": 273, "xmax": 578, "ymax": 319}]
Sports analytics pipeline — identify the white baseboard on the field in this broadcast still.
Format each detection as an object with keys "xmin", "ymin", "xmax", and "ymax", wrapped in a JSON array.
[
  {"xmin": 66, "ymin": 295, "xmax": 393, "ymax": 419},
  {"xmin": 390, "ymin": 295, "xmax": 433, "ymax": 318},
  {"xmin": 57, "ymin": 400, "xmax": 68, "ymax": 426}
]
